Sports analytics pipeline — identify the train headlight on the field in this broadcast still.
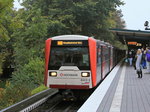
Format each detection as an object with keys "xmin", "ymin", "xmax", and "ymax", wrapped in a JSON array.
[
  {"xmin": 81, "ymin": 72, "xmax": 90, "ymax": 77},
  {"xmin": 49, "ymin": 72, "xmax": 57, "ymax": 77}
]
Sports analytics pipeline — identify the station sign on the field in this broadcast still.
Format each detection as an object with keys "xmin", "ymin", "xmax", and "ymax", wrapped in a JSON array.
[
  {"xmin": 127, "ymin": 42, "xmax": 137, "ymax": 45},
  {"xmin": 127, "ymin": 42, "xmax": 142, "ymax": 46}
]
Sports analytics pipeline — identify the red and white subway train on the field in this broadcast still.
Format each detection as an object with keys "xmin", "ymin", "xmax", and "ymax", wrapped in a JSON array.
[{"xmin": 44, "ymin": 35, "xmax": 125, "ymax": 100}]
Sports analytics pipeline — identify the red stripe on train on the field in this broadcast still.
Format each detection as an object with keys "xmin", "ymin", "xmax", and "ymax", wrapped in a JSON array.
[
  {"xmin": 88, "ymin": 38, "xmax": 97, "ymax": 87},
  {"xmin": 44, "ymin": 38, "xmax": 52, "ymax": 86}
]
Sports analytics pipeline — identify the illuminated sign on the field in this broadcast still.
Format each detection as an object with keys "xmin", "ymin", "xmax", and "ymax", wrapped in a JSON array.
[
  {"xmin": 127, "ymin": 42, "xmax": 137, "ymax": 45},
  {"xmin": 57, "ymin": 41, "xmax": 63, "ymax": 45},
  {"xmin": 127, "ymin": 42, "xmax": 142, "ymax": 46},
  {"xmin": 136, "ymin": 43, "xmax": 142, "ymax": 46},
  {"xmin": 51, "ymin": 40, "xmax": 88, "ymax": 46},
  {"xmin": 57, "ymin": 41, "xmax": 83, "ymax": 45}
]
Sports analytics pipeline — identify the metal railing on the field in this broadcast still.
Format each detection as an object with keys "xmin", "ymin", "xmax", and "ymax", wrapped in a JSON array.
[{"xmin": 1, "ymin": 88, "xmax": 58, "ymax": 112}]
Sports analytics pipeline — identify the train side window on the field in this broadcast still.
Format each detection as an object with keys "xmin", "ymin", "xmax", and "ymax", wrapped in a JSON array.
[{"xmin": 97, "ymin": 46, "xmax": 101, "ymax": 65}]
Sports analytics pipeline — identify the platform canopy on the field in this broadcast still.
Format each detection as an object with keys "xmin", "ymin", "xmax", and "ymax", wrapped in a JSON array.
[{"xmin": 110, "ymin": 28, "xmax": 150, "ymax": 48}]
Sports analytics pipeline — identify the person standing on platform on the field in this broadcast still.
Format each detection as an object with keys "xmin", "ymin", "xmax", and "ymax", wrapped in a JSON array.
[
  {"xmin": 128, "ymin": 51, "xmax": 133, "ymax": 66},
  {"xmin": 141, "ymin": 48, "xmax": 147, "ymax": 69},
  {"xmin": 135, "ymin": 49, "xmax": 143, "ymax": 78},
  {"xmin": 132, "ymin": 49, "xmax": 136, "ymax": 69},
  {"xmin": 145, "ymin": 47, "xmax": 150, "ymax": 73}
]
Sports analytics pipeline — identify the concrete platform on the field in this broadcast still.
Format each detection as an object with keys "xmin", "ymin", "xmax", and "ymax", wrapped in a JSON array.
[{"xmin": 78, "ymin": 62, "xmax": 150, "ymax": 112}]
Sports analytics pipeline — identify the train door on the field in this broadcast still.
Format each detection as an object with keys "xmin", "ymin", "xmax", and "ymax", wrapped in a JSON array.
[
  {"xmin": 110, "ymin": 46, "xmax": 113, "ymax": 70},
  {"xmin": 108, "ymin": 46, "xmax": 111, "ymax": 71},
  {"xmin": 101, "ymin": 45, "xmax": 106, "ymax": 79},
  {"xmin": 101, "ymin": 44, "xmax": 110, "ymax": 79},
  {"xmin": 105, "ymin": 45, "xmax": 109, "ymax": 75},
  {"xmin": 113, "ymin": 47, "xmax": 117, "ymax": 66}
]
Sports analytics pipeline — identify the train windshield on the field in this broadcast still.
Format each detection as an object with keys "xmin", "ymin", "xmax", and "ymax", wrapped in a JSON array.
[{"xmin": 49, "ymin": 47, "xmax": 90, "ymax": 70}]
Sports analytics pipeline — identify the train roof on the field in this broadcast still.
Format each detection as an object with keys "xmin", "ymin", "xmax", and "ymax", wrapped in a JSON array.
[
  {"xmin": 49, "ymin": 35, "xmax": 112, "ymax": 47},
  {"xmin": 51, "ymin": 35, "xmax": 89, "ymax": 40},
  {"xmin": 96, "ymin": 40, "xmax": 112, "ymax": 47}
]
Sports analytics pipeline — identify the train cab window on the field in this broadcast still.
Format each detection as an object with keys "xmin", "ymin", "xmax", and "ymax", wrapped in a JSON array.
[{"xmin": 49, "ymin": 47, "xmax": 90, "ymax": 70}]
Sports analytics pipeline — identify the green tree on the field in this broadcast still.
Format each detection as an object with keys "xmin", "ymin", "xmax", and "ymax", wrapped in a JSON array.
[
  {"xmin": 12, "ymin": 8, "xmax": 48, "ymax": 67},
  {"xmin": 22, "ymin": 0, "xmax": 124, "ymax": 41},
  {"xmin": 0, "ymin": 0, "xmax": 13, "ymax": 75}
]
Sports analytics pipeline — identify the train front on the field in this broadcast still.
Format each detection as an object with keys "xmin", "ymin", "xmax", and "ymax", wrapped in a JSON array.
[{"xmin": 44, "ymin": 35, "xmax": 96, "ymax": 90}]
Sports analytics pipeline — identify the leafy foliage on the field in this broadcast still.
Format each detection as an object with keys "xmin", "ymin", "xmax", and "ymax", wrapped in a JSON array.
[
  {"xmin": 0, "ymin": 53, "xmax": 6, "ymax": 74},
  {"xmin": 0, "ymin": 81, "xmax": 32, "ymax": 109},
  {"xmin": 0, "ymin": 0, "xmax": 13, "ymax": 41},
  {"xmin": 22, "ymin": 0, "xmax": 124, "ymax": 41},
  {"xmin": 0, "ymin": 0, "xmax": 16, "ymax": 76},
  {"xmin": 0, "ymin": 57, "xmax": 44, "ymax": 110},
  {"xmin": 31, "ymin": 84, "xmax": 48, "ymax": 95},
  {"xmin": 11, "ymin": 57, "xmax": 44, "ymax": 86},
  {"xmin": 12, "ymin": 8, "xmax": 48, "ymax": 66}
]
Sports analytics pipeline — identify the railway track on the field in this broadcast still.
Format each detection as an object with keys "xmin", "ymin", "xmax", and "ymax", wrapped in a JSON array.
[
  {"xmin": 31, "ymin": 94, "xmax": 84, "ymax": 112},
  {"xmin": 1, "ymin": 89, "xmax": 85, "ymax": 112}
]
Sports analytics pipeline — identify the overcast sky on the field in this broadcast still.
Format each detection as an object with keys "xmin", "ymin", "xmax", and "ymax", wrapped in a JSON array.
[
  {"xmin": 118, "ymin": 0, "xmax": 150, "ymax": 30},
  {"xmin": 14, "ymin": 0, "xmax": 150, "ymax": 31},
  {"xmin": 13, "ymin": 0, "xmax": 23, "ymax": 10}
]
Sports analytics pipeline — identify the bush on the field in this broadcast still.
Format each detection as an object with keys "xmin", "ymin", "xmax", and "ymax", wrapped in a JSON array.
[
  {"xmin": 31, "ymin": 84, "xmax": 48, "ymax": 95},
  {"xmin": 0, "ymin": 80, "xmax": 32, "ymax": 110},
  {"xmin": 0, "ymin": 88, "xmax": 4, "ymax": 99},
  {"xmin": 11, "ymin": 57, "xmax": 44, "ymax": 86},
  {"xmin": 0, "ymin": 57, "xmax": 45, "ymax": 110}
]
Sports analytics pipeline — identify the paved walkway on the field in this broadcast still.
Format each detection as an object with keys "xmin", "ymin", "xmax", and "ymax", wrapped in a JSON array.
[{"xmin": 98, "ymin": 63, "xmax": 150, "ymax": 112}]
